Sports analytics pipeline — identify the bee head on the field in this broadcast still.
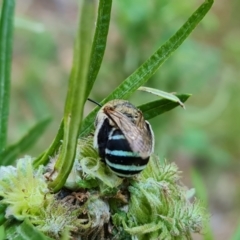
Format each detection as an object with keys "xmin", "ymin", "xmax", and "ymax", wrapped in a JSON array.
[{"xmin": 102, "ymin": 99, "xmax": 142, "ymax": 125}]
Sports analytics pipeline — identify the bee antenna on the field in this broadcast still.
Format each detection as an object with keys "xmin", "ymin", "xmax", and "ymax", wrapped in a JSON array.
[{"xmin": 87, "ymin": 98, "xmax": 102, "ymax": 107}]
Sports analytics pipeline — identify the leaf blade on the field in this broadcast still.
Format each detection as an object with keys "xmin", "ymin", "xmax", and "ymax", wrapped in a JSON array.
[
  {"xmin": 0, "ymin": 117, "xmax": 51, "ymax": 166},
  {"xmin": 100, "ymin": 0, "xmax": 214, "ymax": 102},
  {"xmin": 48, "ymin": 1, "xmax": 96, "ymax": 192},
  {"xmin": 35, "ymin": 0, "xmax": 112, "ymax": 169},
  {"xmin": 79, "ymin": 0, "xmax": 213, "ymax": 137},
  {"xmin": 0, "ymin": 0, "xmax": 16, "ymax": 151},
  {"xmin": 139, "ymin": 94, "xmax": 190, "ymax": 120},
  {"xmin": 6, "ymin": 220, "xmax": 52, "ymax": 240},
  {"xmin": 0, "ymin": 203, "xmax": 7, "ymax": 225},
  {"xmin": 33, "ymin": 120, "xmax": 63, "ymax": 168},
  {"xmin": 85, "ymin": 0, "xmax": 112, "ymax": 99},
  {"xmin": 138, "ymin": 86, "xmax": 185, "ymax": 108}
]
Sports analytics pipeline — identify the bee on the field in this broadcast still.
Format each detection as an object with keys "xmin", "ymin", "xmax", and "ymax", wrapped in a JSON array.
[{"xmin": 93, "ymin": 99, "xmax": 154, "ymax": 177}]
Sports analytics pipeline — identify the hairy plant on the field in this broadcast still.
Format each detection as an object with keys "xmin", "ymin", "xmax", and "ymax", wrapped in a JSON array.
[{"xmin": 0, "ymin": 0, "xmax": 213, "ymax": 239}]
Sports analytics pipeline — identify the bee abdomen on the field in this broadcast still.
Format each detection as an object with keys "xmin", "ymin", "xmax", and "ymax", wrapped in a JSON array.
[
  {"xmin": 105, "ymin": 129, "xmax": 149, "ymax": 177},
  {"xmin": 105, "ymin": 155, "xmax": 149, "ymax": 177}
]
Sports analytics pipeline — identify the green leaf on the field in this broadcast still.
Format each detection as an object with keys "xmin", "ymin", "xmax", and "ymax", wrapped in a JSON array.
[
  {"xmin": 138, "ymin": 86, "xmax": 185, "ymax": 108},
  {"xmin": 100, "ymin": 0, "xmax": 213, "ymax": 101},
  {"xmin": 0, "ymin": 0, "xmax": 16, "ymax": 152},
  {"xmin": 35, "ymin": 0, "xmax": 112, "ymax": 169},
  {"xmin": 79, "ymin": 0, "xmax": 214, "ymax": 137},
  {"xmin": 48, "ymin": 1, "xmax": 96, "ymax": 192},
  {"xmin": 85, "ymin": 0, "xmax": 112, "ymax": 99},
  {"xmin": 6, "ymin": 220, "xmax": 53, "ymax": 240},
  {"xmin": 0, "ymin": 204, "xmax": 7, "ymax": 225},
  {"xmin": 139, "ymin": 94, "xmax": 190, "ymax": 120},
  {"xmin": 33, "ymin": 120, "xmax": 63, "ymax": 168},
  {"xmin": 0, "ymin": 225, "xmax": 5, "ymax": 240},
  {"xmin": 0, "ymin": 118, "xmax": 51, "ymax": 166}
]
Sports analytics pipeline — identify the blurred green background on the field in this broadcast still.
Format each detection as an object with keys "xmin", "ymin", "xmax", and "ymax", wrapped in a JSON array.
[{"xmin": 4, "ymin": 0, "xmax": 240, "ymax": 239}]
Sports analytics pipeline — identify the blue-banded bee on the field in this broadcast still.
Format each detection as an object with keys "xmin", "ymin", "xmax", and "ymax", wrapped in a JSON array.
[{"xmin": 93, "ymin": 99, "xmax": 154, "ymax": 177}]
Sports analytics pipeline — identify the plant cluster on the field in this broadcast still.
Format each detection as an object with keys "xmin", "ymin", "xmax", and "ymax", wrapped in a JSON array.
[
  {"xmin": 0, "ymin": 0, "xmax": 213, "ymax": 239},
  {"xmin": 0, "ymin": 139, "xmax": 207, "ymax": 239}
]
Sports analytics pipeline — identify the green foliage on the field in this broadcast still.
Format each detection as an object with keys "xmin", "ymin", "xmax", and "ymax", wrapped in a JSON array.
[
  {"xmin": 48, "ymin": 1, "xmax": 96, "ymax": 192},
  {"xmin": 33, "ymin": 121, "xmax": 64, "ymax": 168},
  {"xmin": 0, "ymin": 225, "xmax": 5, "ymax": 240},
  {"xmin": 86, "ymin": 0, "xmax": 112, "ymax": 100},
  {"xmin": 0, "ymin": 0, "xmax": 50, "ymax": 164},
  {"xmin": 6, "ymin": 220, "xmax": 53, "ymax": 240},
  {"xmin": 0, "ymin": 157, "xmax": 50, "ymax": 220},
  {"xmin": 0, "ymin": 118, "xmax": 51, "ymax": 166},
  {"xmin": 0, "ymin": 0, "xmax": 15, "ymax": 151},
  {"xmin": 138, "ymin": 87, "xmax": 185, "ymax": 108},
  {"xmin": 0, "ymin": 204, "xmax": 7, "ymax": 225},
  {"xmin": 34, "ymin": 0, "xmax": 113, "ymax": 170},
  {"xmin": 0, "ymin": 144, "xmax": 208, "ymax": 239},
  {"xmin": 76, "ymin": 137, "xmax": 123, "ymax": 191},
  {"xmin": 139, "ymin": 94, "xmax": 190, "ymax": 120},
  {"xmin": 0, "ymin": 0, "xmax": 215, "ymax": 239},
  {"xmin": 79, "ymin": 0, "xmax": 213, "ymax": 138},
  {"xmin": 113, "ymin": 156, "xmax": 207, "ymax": 240}
]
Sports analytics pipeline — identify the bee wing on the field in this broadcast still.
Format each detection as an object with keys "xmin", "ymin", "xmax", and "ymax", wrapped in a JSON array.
[{"xmin": 105, "ymin": 107, "xmax": 153, "ymax": 158}]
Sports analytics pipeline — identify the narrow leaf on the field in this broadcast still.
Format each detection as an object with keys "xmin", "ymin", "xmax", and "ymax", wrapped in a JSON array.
[
  {"xmin": 100, "ymin": 0, "xmax": 213, "ymax": 101},
  {"xmin": 48, "ymin": 1, "xmax": 96, "ymax": 192},
  {"xmin": 79, "ymin": 0, "xmax": 213, "ymax": 137},
  {"xmin": 85, "ymin": 0, "xmax": 112, "ymax": 99},
  {"xmin": 36, "ymin": 0, "xmax": 112, "ymax": 170},
  {"xmin": 6, "ymin": 220, "xmax": 52, "ymax": 240},
  {"xmin": 33, "ymin": 120, "xmax": 63, "ymax": 168},
  {"xmin": 139, "ymin": 94, "xmax": 190, "ymax": 120},
  {"xmin": 0, "ymin": 0, "xmax": 15, "ymax": 152},
  {"xmin": 138, "ymin": 86, "xmax": 185, "ymax": 108},
  {"xmin": 0, "ymin": 117, "xmax": 51, "ymax": 166}
]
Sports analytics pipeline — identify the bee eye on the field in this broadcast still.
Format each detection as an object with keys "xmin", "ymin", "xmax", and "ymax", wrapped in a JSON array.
[{"xmin": 125, "ymin": 113, "xmax": 132, "ymax": 119}]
